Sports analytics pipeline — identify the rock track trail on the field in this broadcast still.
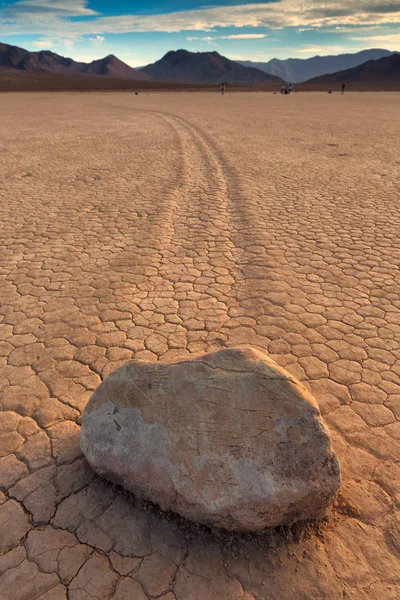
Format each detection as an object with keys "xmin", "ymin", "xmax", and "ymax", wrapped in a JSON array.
[{"xmin": 0, "ymin": 91, "xmax": 399, "ymax": 599}]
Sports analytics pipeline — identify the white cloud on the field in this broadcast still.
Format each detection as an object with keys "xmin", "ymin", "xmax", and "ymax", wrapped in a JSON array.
[
  {"xmin": 2, "ymin": 0, "xmax": 97, "ymax": 17},
  {"xmin": 187, "ymin": 36, "xmax": 213, "ymax": 41},
  {"xmin": 220, "ymin": 33, "xmax": 268, "ymax": 39},
  {"xmin": 331, "ymin": 24, "xmax": 382, "ymax": 32},
  {"xmin": 187, "ymin": 33, "xmax": 267, "ymax": 41},
  {"xmin": 290, "ymin": 45, "xmax": 365, "ymax": 58},
  {"xmin": 89, "ymin": 35, "xmax": 105, "ymax": 43},
  {"xmin": 1, "ymin": 0, "xmax": 400, "ymax": 37},
  {"xmin": 350, "ymin": 32, "xmax": 400, "ymax": 50},
  {"xmin": 31, "ymin": 36, "xmax": 75, "ymax": 50},
  {"xmin": 31, "ymin": 38, "xmax": 52, "ymax": 48},
  {"xmin": 295, "ymin": 46, "xmax": 353, "ymax": 54}
]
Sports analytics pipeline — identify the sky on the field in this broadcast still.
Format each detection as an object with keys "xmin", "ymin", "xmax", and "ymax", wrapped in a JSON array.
[{"xmin": 0, "ymin": 0, "xmax": 399, "ymax": 66}]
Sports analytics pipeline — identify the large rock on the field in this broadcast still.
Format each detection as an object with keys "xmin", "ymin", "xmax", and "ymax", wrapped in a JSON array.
[{"xmin": 81, "ymin": 346, "xmax": 340, "ymax": 531}]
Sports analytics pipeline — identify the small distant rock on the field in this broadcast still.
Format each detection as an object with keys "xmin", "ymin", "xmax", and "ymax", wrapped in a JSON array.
[{"xmin": 81, "ymin": 346, "xmax": 340, "ymax": 531}]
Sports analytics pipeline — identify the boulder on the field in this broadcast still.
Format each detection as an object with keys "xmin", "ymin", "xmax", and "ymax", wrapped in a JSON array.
[{"xmin": 81, "ymin": 346, "xmax": 340, "ymax": 531}]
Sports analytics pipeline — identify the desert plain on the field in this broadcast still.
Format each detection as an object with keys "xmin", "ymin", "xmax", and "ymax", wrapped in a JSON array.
[{"xmin": 0, "ymin": 91, "xmax": 399, "ymax": 599}]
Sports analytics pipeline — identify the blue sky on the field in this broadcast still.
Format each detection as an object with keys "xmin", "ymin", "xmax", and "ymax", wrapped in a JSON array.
[{"xmin": 0, "ymin": 1, "xmax": 399, "ymax": 66}]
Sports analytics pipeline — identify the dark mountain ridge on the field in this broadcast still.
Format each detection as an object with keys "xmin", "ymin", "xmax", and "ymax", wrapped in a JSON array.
[
  {"xmin": 0, "ymin": 42, "xmax": 150, "ymax": 80},
  {"xmin": 140, "ymin": 49, "xmax": 285, "ymax": 85},
  {"xmin": 305, "ymin": 53, "xmax": 400, "ymax": 87},
  {"xmin": 239, "ymin": 49, "xmax": 393, "ymax": 83}
]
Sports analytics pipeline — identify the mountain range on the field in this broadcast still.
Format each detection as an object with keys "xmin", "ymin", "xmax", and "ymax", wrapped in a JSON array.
[
  {"xmin": 0, "ymin": 41, "xmax": 398, "ymax": 90},
  {"xmin": 140, "ymin": 49, "xmax": 284, "ymax": 84},
  {"xmin": 0, "ymin": 42, "xmax": 149, "ymax": 80},
  {"xmin": 306, "ymin": 53, "xmax": 400, "ymax": 87},
  {"xmin": 239, "ymin": 49, "xmax": 393, "ymax": 83},
  {"xmin": 0, "ymin": 42, "xmax": 284, "ymax": 85}
]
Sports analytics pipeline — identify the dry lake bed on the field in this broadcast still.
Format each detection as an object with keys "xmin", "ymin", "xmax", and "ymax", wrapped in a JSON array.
[{"xmin": 0, "ymin": 91, "xmax": 399, "ymax": 599}]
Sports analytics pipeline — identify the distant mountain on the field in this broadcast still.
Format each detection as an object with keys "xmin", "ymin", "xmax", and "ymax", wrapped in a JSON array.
[
  {"xmin": 305, "ymin": 53, "xmax": 400, "ymax": 86},
  {"xmin": 83, "ymin": 54, "xmax": 150, "ymax": 80},
  {"xmin": 0, "ymin": 42, "xmax": 83, "ymax": 73},
  {"xmin": 239, "ymin": 49, "xmax": 393, "ymax": 83},
  {"xmin": 0, "ymin": 42, "xmax": 150, "ymax": 80},
  {"xmin": 140, "ymin": 49, "xmax": 285, "ymax": 85}
]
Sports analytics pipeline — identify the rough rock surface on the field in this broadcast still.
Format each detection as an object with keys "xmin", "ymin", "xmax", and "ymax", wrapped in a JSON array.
[{"xmin": 81, "ymin": 346, "xmax": 340, "ymax": 531}]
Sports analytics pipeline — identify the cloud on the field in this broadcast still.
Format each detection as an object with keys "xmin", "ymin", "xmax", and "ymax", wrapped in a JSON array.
[
  {"xmin": 1, "ymin": 0, "xmax": 97, "ymax": 17},
  {"xmin": 187, "ymin": 36, "xmax": 213, "ymax": 41},
  {"xmin": 31, "ymin": 36, "xmax": 75, "ymax": 49},
  {"xmin": 31, "ymin": 38, "xmax": 53, "ymax": 48},
  {"xmin": 350, "ymin": 32, "xmax": 400, "ymax": 49},
  {"xmin": 187, "ymin": 33, "xmax": 267, "ymax": 40},
  {"xmin": 220, "ymin": 33, "xmax": 268, "ymax": 39},
  {"xmin": 89, "ymin": 35, "xmax": 105, "ymax": 44},
  {"xmin": 294, "ymin": 45, "xmax": 358, "ymax": 55},
  {"xmin": 1, "ymin": 0, "xmax": 400, "ymax": 38}
]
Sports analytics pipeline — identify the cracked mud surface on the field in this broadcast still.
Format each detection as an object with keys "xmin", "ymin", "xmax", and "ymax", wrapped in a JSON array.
[{"xmin": 0, "ymin": 91, "xmax": 399, "ymax": 599}]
